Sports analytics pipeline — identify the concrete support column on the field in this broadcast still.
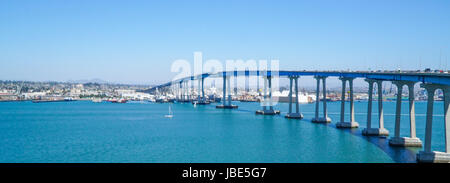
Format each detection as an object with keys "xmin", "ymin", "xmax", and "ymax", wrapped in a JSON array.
[
  {"xmin": 339, "ymin": 78, "xmax": 346, "ymax": 122},
  {"xmin": 201, "ymin": 77, "xmax": 205, "ymax": 101},
  {"xmin": 170, "ymin": 84, "xmax": 172, "ymax": 99},
  {"xmin": 408, "ymin": 83, "xmax": 416, "ymax": 138},
  {"xmin": 245, "ymin": 73, "xmax": 249, "ymax": 93},
  {"xmin": 314, "ymin": 76, "xmax": 320, "ymax": 120},
  {"xmin": 389, "ymin": 81, "xmax": 422, "ymax": 147},
  {"xmin": 223, "ymin": 76, "xmax": 226, "ymax": 106},
  {"xmin": 216, "ymin": 75, "xmax": 238, "ymax": 109},
  {"xmin": 183, "ymin": 82, "xmax": 185, "ymax": 101},
  {"xmin": 416, "ymin": 84, "xmax": 450, "ymax": 163},
  {"xmin": 295, "ymin": 77, "xmax": 300, "ymax": 114},
  {"xmin": 234, "ymin": 71, "xmax": 238, "ymax": 96},
  {"xmin": 366, "ymin": 80, "xmax": 374, "ymax": 129},
  {"xmin": 263, "ymin": 76, "xmax": 267, "ymax": 111},
  {"xmin": 349, "ymin": 78, "xmax": 355, "ymax": 122},
  {"xmin": 394, "ymin": 82, "xmax": 403, "ymax": 138},
  {"xmin": 424, "ymin": 85, "xmax": 436, "ymax": 153},
  {"xmin": 268, "ymin": 76, "xmax": 273, "ymax": 111},
  {"xmin": 312, "ymin": 76, "xmax": 330, "ymax": 123},
  {"xmin": 174, "ymin": 84, "xmax": 177, "ymax": 100},
  {"xmin": 181, "ymin": 82, "xmax": 185, "ymax": 101},
  {"xmin": 444, "ymin": 88, "xmax": 450, "ymax": 153},
  {"xmin": 179, "ymin": 82, "xmax": 183, "ymax": 101},
  {"xmin": 363, "ymin": 79, "xmax": 388, "ymax": 136},
  {"xmin": 171, "ymin": 84, "xmax": 173, "ymax": 100},
  {"xmin": 257, "ymin": 75, "xmax": 260, "ymax": 96},
  {"xmin": 336, "ymin": 77, "xmax": 358, "ymax": 128},
  {"xmin": 256, "ymin": 75, "xmax": 279, "ymax": 115},
  {"xmin": 285, "ymin": 76, "xmax": 303, "ymax": 119},
  {"xmin": 183, "ymin": 82, "xmax": 186, "ymax": 101},
  {"xmin": 186, "ymin": 81, "xmax": 189, "ymax": 101},
  {"xmin": 190, "ymin": 79, "xmax": 194, "ymax": 101},
  {"xmin": 322, "ymin": 77, "xmax": 327, "ymax": 119},
  {"xmin": 197, "ymin": 79, "xmax": 201, "ymax": 101},
  {"xmin": 172, "ymin": 84, "xmax": 175, "ymax": 100},
  {"xmin": 288, "ymin": 77, "xmax": 293, "ymax": 114},
  {"xmin": 175, "ymin": 84, "xmax": 178, "ymax": 101},
  {"xmin": 182, "ymin": 82, "xmax": 186, "ymax": 100},
  {"xmin": 227, "ymin": 76, "xmax": 231, "ymax": 106},
  {"xmin": 377, "ymin": 80, "xmax": 384, "ymax": 129}
]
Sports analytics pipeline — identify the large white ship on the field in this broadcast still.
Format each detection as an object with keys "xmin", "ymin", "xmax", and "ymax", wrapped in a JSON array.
[{"xmin": 272, "ymin": 90, "xmax": 315, "ymax": 104}]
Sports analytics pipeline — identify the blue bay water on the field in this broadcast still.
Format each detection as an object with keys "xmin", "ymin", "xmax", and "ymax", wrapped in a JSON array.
[{"xmin": 0, "ymin": 100, "xmax": 446, "ymax": 163}]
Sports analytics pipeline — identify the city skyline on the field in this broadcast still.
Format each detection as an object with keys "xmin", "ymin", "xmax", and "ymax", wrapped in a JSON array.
[{"xmin": 1, "ymin": 0, "xmax": 449, "ymax": 84}]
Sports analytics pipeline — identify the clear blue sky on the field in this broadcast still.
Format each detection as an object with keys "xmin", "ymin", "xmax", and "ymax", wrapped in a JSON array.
[{"xmin": 1, "ymin": 0, "xmax": 449, "ymax": 84}]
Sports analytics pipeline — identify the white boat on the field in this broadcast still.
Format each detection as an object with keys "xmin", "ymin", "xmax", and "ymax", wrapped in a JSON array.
[{"xmin": 164, "ymin": 105, "xmax": 173, "ymax": 118}]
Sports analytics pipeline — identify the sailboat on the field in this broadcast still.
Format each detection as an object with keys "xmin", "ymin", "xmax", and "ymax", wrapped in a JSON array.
[{"xmin": 165, "ymin": 105, "xmax": 173, "ymax": 118}]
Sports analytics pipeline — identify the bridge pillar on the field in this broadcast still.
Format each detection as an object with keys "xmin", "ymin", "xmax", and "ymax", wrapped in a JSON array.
[
  {"xmin": 183, "ymin": 82, "xmax": 186, "ymax": 101},
  {"xmin": 285, "ymin": 76, "xmax": 303, "ymax": 119},
  {"xmin": 234, "ymin": 70, "xmax": 238, "ymax": 96},
  {"xmin": 174, "ymin": 83, "xmax": 179, "ymax": 101},
  {"xmin": 408, "ymin": 82, "xmax": 417, "ymax": 139},
  {"xmin": 314, "ymin": 76, "xmax": 320, "ymax": 120},
  {"xmin": 288, "ymin": 77, "xmax": 293, "ymax": 114},
  {"xmin": 227, "ymin": 76, "xmax": 232, "ymax": 106},
  {"xmin": 190, "ymin": 78, "xmax": 193, "ymax": 101},
  {"xmin": 179, "ymin": 82, "xmax": 184, "ymax": 102},
  {"xmin": 172, "ymin": 84, "xmax": 176, "ymax": 100},
  {"xmin": 197, "ymin": 79, "xmax": 201, "ymax": 102},
  {"xmin": 295, "ymin": 77, "xmax": 300, "ymax": 114},
  {"xmin": 363, "ymin": 79, "xmax": 389, "ymax": 136},
  {"xmin": 216, "ymin": 75, "xmax": 238, "ymax": 109},
  {"xmin": 184, "ymin": 80, "xmax": 190, "ymax": 101},
  {"xmin": 179, "ymin": 83, "xmax": 182, "ymax": 101},
  {"xmin": 245, "ymin": 71, "xmax": 249, "ymax": 93},
  {"xmin": 389, "ymin": 81, "xmax": 422, "ymax": 147},
  {"xmin": 336, "ymin": 77, "xmax": 359, "ymax": 128},
  {"xmin": 263, "ymin": 76, "xmax": 267, "ymax": 111},
  {"xmin": 365, "ymin": 79, "xmax": 374, "ymax": 129},
  {"xmin": 312, "ymin": 76, "xmax": 331, "ymax": 123},
  {"xmin": 223, "ymin": 76, "xmax": 226, "ymax": 106},
  {"xmin": 256, "ymin": 76, "xmax": 280, "ymax": 115},
  {"xmin": 201, "ymin": 77, "xmax": 205, "ymax": 101},
  {"xmin": 417, "ymin": 84, "xmax": 450, "ymax": 163},
  {"xmin": 196, "ymin": 77, "xmax": 210, "ymax": 105},
  {"xmin": 257, "ymin": 73, "xmax": 261, "ymax": 96},
  {"xmin": 269, "ymin": 76, "xmax": 273, "ymax": 111}
]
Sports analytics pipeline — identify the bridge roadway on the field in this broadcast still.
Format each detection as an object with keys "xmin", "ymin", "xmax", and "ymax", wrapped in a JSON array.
[{"xmin": 150, "ymin": 70, "xmax": 450, "ymax": 163}]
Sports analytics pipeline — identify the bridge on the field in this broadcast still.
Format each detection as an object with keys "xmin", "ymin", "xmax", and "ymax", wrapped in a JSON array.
[{"xmin": 149, "ymin": 70, "xmax": 450, "ymax": 163}]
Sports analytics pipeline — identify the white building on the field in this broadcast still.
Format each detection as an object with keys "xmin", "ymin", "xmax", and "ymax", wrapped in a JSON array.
[{"xmin": 22, "ymin": 92, "xmax": 47, "ymax": 99}]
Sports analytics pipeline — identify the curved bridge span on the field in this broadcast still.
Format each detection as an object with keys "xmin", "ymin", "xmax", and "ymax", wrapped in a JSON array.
[
  {"xmin": 150, "ymin": 70, "xmax": 450, "ymax": 163},
  {"xmin": 153, "ymin": 70, "xmax": 450, "ymax": 88}
]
